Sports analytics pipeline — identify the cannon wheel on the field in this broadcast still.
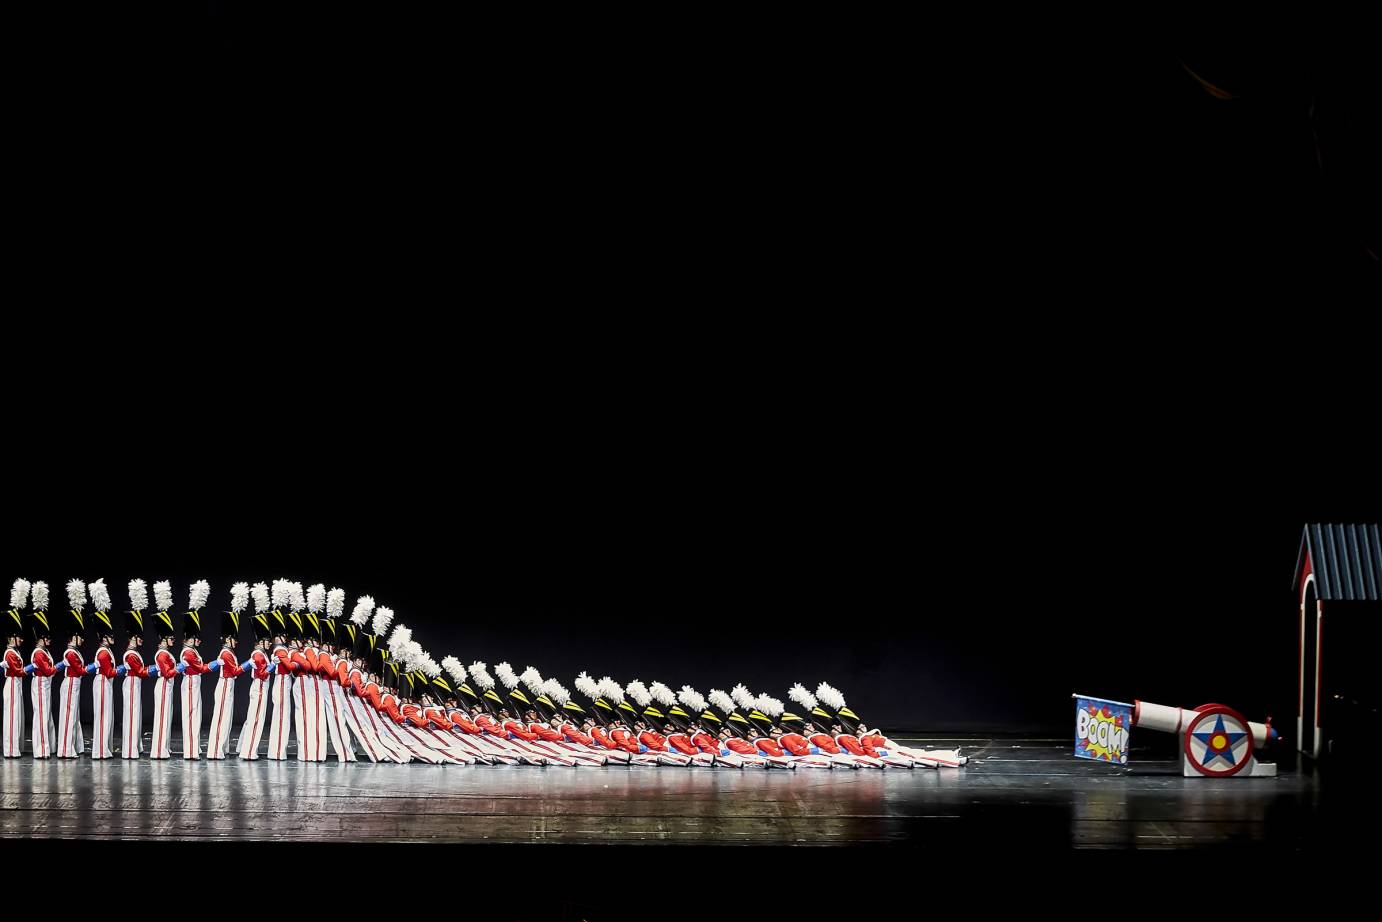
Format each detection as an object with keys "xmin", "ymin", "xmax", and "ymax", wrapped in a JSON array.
[{"xmin": 1184, "ymin": 705, "xmax": 1255, "ymax": 777}]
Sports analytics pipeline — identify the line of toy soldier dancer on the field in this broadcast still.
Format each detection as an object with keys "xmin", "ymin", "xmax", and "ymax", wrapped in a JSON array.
[{"xmin": 4, "ymin": 576, "xmax": 964, "ymax": 768}]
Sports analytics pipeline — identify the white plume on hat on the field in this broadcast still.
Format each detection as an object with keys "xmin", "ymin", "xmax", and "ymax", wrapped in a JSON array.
[
  {"xmin": 326, "ymin": 588, "xmax": 344, "ymax": 619},
  {"xmin": 542, "ymin": 679, "xmax": 570, "ymax": 707},
  {"xmin": 678, "ymin": 685, "xmax": 708, "ymax": 713},
  {"xmin": 372, "ymin": 606, "xmax": 394, "ymax": 636},
  {"xmin": 306, "ymin": 584, "xmax": 326, "ymax": 613},
  {"xmin": 756, "ymin": 695, "xmax": 784, "ymax": 719},
  {"xmin": 468, "ymin": 661, "xmax": 494, "ymax": 690},
  {"xmin": 230, "ymin": 582, "xmax": 250, "ymax": 613},
  {"xmin": 351, "ymin": 595, "xmax": 375, "ymax": 626},
  {"xmin": 598, "ymin": 677, "xmax": 625, "ymax": 704},
  {"xmin": 66, "ymin": 579, "xmax": 87, "ymax": 611},
  {"xmin": 730, "ymin": 684, "xmax": 756, "ymax": 711},
  {"xmin": 494, "ymin": 661, "xmax": 518, "ymax": 689},
  {"xmin": 271, "ymin": 579, "xmax": 289, "ymax": 609},
  {"xmin": 189, "ymin": 580, "xmax": 211, "ymax": 611},
  {"xmin": 251, "ymin": 582, "xmax": 270, "ymax": 612},
  {"xmin": 789, "ymin": 683, "xmax": 818, "ymax": 711},
  {"xmin": 89, "ymin": 578, "xmax": 111, "ymax": 612},
  {"xmin": 31, "ymin": 582, "xmax": 49, "ymax": 611},
  {"xmin": 815, "ymin": 682, "xmax": 846, "ymax": 712},
  {"xmin": 127, "ymin": 579, "xmax": 148, "ymax": 612},
  {"xmin": 649, "ymin": 681, "xmax": 676, "ymax": 708},
  {"xmin": 421, "ymin": 657, "xmax": 441, "ymax": 678},
  {"xmin": 10, "ymin": 579, "xmax": 30, "ymax": 611},
  {"xmin": 152, "ymin": 581, "xmax": 172, "ymax": 612},
  {"xmin": 442, "ymin": 656, "xmax": 467, "ymax": 686},
  {"xmin": 520, "ymin": 666, "xmax": 544, "ymax": 694},
  {"xmin": 708, "ymin": 689, "xmax": 737, "ymax": 715},
  {"xmin": 625, "ymin": 679, "xmax": 651, "ymax": 707},
  {"xmin": 574, "ymin": 672, "xmax": 599, "ymax": 700},
  {"xmin": 288, "ymin": 582, "xmax": 305, "ymax": 612},
  {"xmin": 387, "ymin": 624, "xmax": 412, "ymax": 650}
]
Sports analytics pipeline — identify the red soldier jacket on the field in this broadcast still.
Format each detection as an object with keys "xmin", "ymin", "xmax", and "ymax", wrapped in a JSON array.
[
  {"xmin": 862, "ymin": 732, "xmax": 889, "ymax": 750},
  {"xmin": 666, "ymin": 733, "xmax": 699, "ymax": 756},
  {"xmin": 691, "ymin": 731, "xmax": 721, "ymax": 754},
  {"xmin": 608, "ymin": 728, "xmax": 642, "ymax": 753},
  {"xmin": 61, "ymin": 647, "xmax": 85, "ymax": 678},
  {"xmin": 301, "ymin": 647, "xmax": 320, "ymax": 675},
  {"xmin": 246, "ymin": 650, "xmax": 271, "ymax": 681},
  {"xmin": 152, "ymin": 649, "xmax": 179, "ymax": 679},
  {"xmin": 380, "ymin": 694, "xmax": 405, "ymax": 724},
  {"xmin": 754, "ymin": 737, "xmax": 788, "ymax": 758},
  {"xmin": 180, "ymin": 647, "xmax": 212, "ymax": 675},
  {"xmin": 30, "ymin": 648, "xmax": 58, "ymax": 678},
  {"xmin": 447, "ymin": 710, "xmax": 481, "ymax": 734},
  {"xmin": 93, "ymin": 647, "xmax": 119, "ymax": 680},
  {"xmin": 589, "ymin": 726, "xmax": 619, "ymax": 749},
  {"xmin": 504, "ymin": 720, "xmax": 540, "ymax": 742},
  {"xmin": 778, "ymin": 733, "xmax": 812, "ymax": 756},
  {"xmin": 5, "ymin": 647, "xmax": 26, "ymax": 677},
  {"xmin": 475, "ymin": 713, "xmax": 505, "ymax": 736},
  {"xmin": 215, "ymin": 648, "xmax": 244, "ymax": 677},
  {"xmin": 335, "ymin": 660, "xmax": 352, "ymax": 688},
  {"xmin": 529, "ymin": 722, "xmax": 564, "ymax": 743},
  {"xmin": 837, "ymin": 734, "xmax": 880, "ymax": 758},
  {"xmin": 363, "ymin": 681, "xmax": 383, "ymax": 711},
  {"xmin": 271, "ymin": 645, "xmax": 294, "ymax": 674},
  {"xmin": 423, "ymin": 706, "xmax": 453, "ymax": 729},
  {"xmin": 723, "ymin": 736, "xmax": 757, "ymax": 755},
  {"xmin": 122, "ymin": 650, "xmax": 150, "ymax": 679},
  {"xmin": 560, "ymin": 724, "xmax": 595, "ymax": 747},
  {"xmin": 638, "ymin": 729, "xmax": 668, "ymax": 752},
  {"xmin": 808, "ymin": 732, "xmax": 842, "ymax": 754},
  {"xmin": 401, "ymin": 702, "xmax": 429, "ymax": 728},
  {"xmin": 288, "ymin": 649, "xmax": 311, "ymax": 676}
]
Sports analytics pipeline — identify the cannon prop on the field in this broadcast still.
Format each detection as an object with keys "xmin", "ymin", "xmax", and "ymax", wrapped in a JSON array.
[{"xmin": 1133, "ymin": 700, "xmax": 1279, "ymax": 777}]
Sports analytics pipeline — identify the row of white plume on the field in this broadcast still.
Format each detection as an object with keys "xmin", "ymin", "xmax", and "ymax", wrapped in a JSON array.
[{"xmin": 10, "ymin": 577, "xmax": 852, "ymax": 720}]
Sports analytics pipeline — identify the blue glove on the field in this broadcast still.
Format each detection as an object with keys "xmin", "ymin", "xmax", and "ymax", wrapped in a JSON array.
[
  {"xmin": 208, "ymin": 660, "xmax": 222, "ymax": 672},
  {"xmin": 85, "ymin": 663, "xmax": 97, "ymax": 675},
  {"xmin": 240, "ymin": 660, "xmax": 254, "ymax": 671},
  {"xmin": 267, "ymin": 663, "xmax": 277, "ymax": 674},
  {"xmin": 23, "ymin": 664, "xmax": 34, "ymax": 675},
  {"xmin": 116, "ymin": 665, "xmax": 127, "ymax": 678},
  {"xmin": 175, "ymin": 662, "xmax": 186, "ymax": 674}
]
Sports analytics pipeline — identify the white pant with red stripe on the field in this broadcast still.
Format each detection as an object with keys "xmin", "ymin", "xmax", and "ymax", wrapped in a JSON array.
[
  {"xmin": 336, "ymin": 689, "xmax": 377, "ymax": 762},
  {"xmin": 121, "ymin": 676, "xmax": 143, "ymax": 758},
  {"xmin": 343, "ymin": 694, "xmax": 393, "ymax": 762},
  {"xmin": 90, "ymin": 674, "xmax": 115, "ymax": 758},
  {"xmin": 323, "ymin": 678, "xmax": 354, "ymax": 761},
  {"xmin": 237, "ymin": 677, "xmax": 269, "ymax": 759},
  {"xmin": 3, "ymin": 675, "xmax": 24, "ymax": 757},
  {"xmin": 292, "ymin": 672, "xmax": 326, "ymax": 761},
  {"xmin": 149, "ymin": 674, "xmax": 175, "ymax": 758},
  {"xmin": 206, "ymin": 674, "xmax": 236, "ymax": 759},
  {"xmin": 180, "ymin": 674, "xmax": 203, "ymax": 759},
  {"xmin": 266, "ymin": 673, "xmax": 293, "ymax": 760},
  {"xmin": 30, "ymin": 675, "xmax": 54, "ymax": 758},
  {"xmin": 55, "ymin": 674, "xmax": 84, "ymax": 758}
]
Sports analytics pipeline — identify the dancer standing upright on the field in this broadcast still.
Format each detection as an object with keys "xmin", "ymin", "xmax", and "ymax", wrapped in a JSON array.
[
  {"xmin": 205, "ymin": 582, "xmax": 246, "ymax": 759},
  {"xmin": 147, "ymin": 580, "xmax": 180, "ymax": 760},
  {"xmin": 25, "ymin": 583, "xmax": 57, "ymax": 759},
  {"xmin": 237, "ymin": 582, "xmax": 274, "ymax": 760},
  {"xmin": 3, "ymin": 580, "xmax": 29, "ymax": 758},
  {"xmin": 120, "ymin": 580, "xmax": 151, "ymax": 760},
  {"xmin": 86, "ymin": 579, "xmax": 119, "ymax": 759}
]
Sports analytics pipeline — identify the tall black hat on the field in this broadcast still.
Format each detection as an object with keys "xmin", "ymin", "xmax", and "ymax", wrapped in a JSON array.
[
  {"xmin": 27, "ymin": 608, "xmax": 52, "ymax": 643},
  {"xmin": 814, "ymin": 683, "xmax": 861, "ymax": 733},
  {"xmin": 5, "ymin": 605, "xmax": 23, "ymax": 642},
  {"xmin": 214, "ymin": 607, "xmax": 243, "ymax": 645},
  {"xmin": 303, "ymin": 610, "xmax": 322, "ymax": 645},
  {"xmin": 339, "ymin": 618, "xmax": 359, "ymax": 656},
  {"xmin": 181, "ymin": 580, "xmax": 210, "ymax": 644},
  {"xmin": 427, "ymin": 670, "xmax": 454, "ymax": 701}
]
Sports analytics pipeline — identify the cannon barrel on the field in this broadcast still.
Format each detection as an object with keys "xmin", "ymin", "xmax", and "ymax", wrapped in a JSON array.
[{"xmin": 1133, "ymin": 700, "xmax": 1276, "ymax": 748}]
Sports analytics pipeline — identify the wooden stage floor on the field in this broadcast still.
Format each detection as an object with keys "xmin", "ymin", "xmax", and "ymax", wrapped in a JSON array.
[{"xmin": 1, "ymin": 733, "xmax": 1349, "ymax": 850}]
